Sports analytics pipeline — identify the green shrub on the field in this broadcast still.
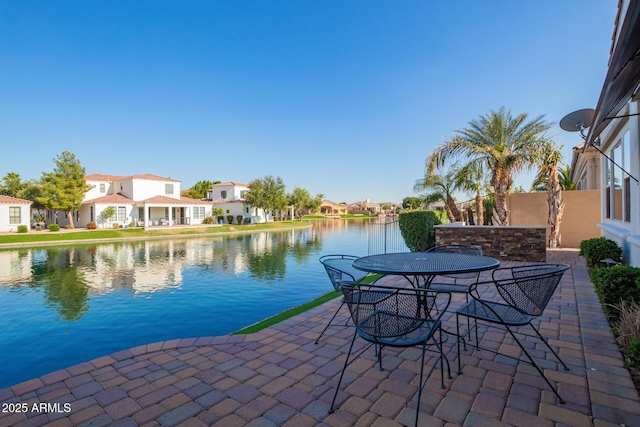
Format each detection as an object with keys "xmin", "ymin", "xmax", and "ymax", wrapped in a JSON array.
[
  {"xmin": 579, "ymin": 237, "xmax": 623, "ymax": 268},
  {"xmin": 113, "ymin": 223, "xmax": 120, "ymax": 229},
  {"xmin": 236, "ymin": 215, "xmax": 243, "ymax": 224},
  {"xmin": 398, "ymin": 210, "xmax": 442, "ymax": 251},
  {"xmin": 49, "ymin": 224, "xmax": 60, "ymax": 232},
  {"xmin": 226, "ymin": 215, "xmax": 234, "ymax": 224},
  {"xmin": 202, "ymin": 217, "xmax": 213, "ymax": 224},
  {"xmin": 87, "ymin": 221, "xmax": 97, "ymax": 229},
  {"xmin": 591, "ymin": 265, "xmax": 640, "ymax": 322},
  {"xmin": 627, "ymin": 338, "xmax": 640, "ymax": 368},
  {"xmin": 17, "ymin": 225, "xmax": 28, "ymax": 233},
  {"xmin": 35, "ymin": 226, "xmax": 42, "ymax": 231},
  {"xmin": 432, "ymin": 209, "xmax": 448, "ymax": 224}
]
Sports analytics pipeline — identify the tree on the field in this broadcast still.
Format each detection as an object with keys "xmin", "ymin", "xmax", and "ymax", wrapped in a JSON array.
[
  {"xmin": 427, "ymin": 107, "xmax": 552, "ymax": 225},
  {"xmin": 1, "ymin": 172, "xmax": 24, "ymax": 197},
  {"xmin": 307, "ymin": 194, "xmax": 324, "ymax": 215},
  {"xmin": 244, "ymin": 175, "xmax": 287, "ymax": 223},
  {"xmin": 402, "ymin": 197, "xmax": 422, "ymax": 210},
  {"xmin": 558, "ymin": 165, "xmax": 577, "ymax": 190},
  {"xmin": 288, "ymin": 187, "xmax": 311, "ymax": 219},
  {"xmin": 452, "ymin": 163, "xmax": 488, "ymax": 226},
  {"xmin": 18, "ymin": 179, "xmax": 46, "ymax": 221},
  {"xmin": 533, "ymin": 143, "xmax": 565, "ymax": 248},
  {"xmin": 38, "ymin": 151, "xmax": 93, "ymax": 229},
  {"xmin": 414, "ymin": 170, "xmax": 463, "ymax": 223},
  {"xmin": 186, "ymin": 180, "xmax": 220, "ymax": 199},
  {"xmin": 98, "ymin": 206, "xmax": 116, "ymax": 229}
]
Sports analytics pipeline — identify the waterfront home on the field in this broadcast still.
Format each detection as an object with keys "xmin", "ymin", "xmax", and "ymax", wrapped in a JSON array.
[
  {"xmin": 0, "ymin": 195, "xmax": 32, "ymax": 232},
  {"xmin": 207, "ymin": 181, "xmax": 274, "ymax": 224},
  {"xmin": 52, "ymin": 173, "xmax": 214, "ymax": 228}
]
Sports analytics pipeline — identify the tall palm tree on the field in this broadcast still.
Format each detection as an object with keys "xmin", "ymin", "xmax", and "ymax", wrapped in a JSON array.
[
  {"xmin": 533, "ymin": 143, "xmax": 564, "ymax": 248},
  {"xmin": 558, "ymin": 164, "xmax": 577, "ymax": 190},
  {"xmin": 426, "ymin": 107, "xmax": 553, "ymax": 225},
  {"xmin": 414, "ymin": 171, "xmax": 462, "ymax": 223}
]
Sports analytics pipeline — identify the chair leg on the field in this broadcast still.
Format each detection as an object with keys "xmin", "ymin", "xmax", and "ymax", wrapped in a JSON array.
[
  {"xmin": 503, "ymin": 324, "xmax": 565, "ymax": 404},
  {"xmin": 329, "ymin": 330, "xmax": 358, "ymax": 413},
  {"xmin": 315, "ymin": 300, "xmax": 345, "ymax": 344},
  {"xmin": 456, "ymin": 313, "xmax": 463, "ymax": 375},
  {"xmin": 529, "ymin": 323, "xmax": 569, "ymax": 371},
  {"xmin": 414, "ymin": 341, "xmax": 428, "ymax": 427}
]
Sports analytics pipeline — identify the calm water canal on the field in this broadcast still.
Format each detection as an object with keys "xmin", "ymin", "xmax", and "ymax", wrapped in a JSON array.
[{"xmin": 0, "ymin": 220, "xmax": 375, "ymax": 388}]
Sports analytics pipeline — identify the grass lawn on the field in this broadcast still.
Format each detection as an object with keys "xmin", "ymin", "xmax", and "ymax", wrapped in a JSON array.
[{"xmin": 0, "ymin": 221, "xmax": 312, "ymax": 245}]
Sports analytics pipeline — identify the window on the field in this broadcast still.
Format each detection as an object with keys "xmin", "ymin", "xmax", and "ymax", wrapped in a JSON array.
[
  {"xmin": 9, "ymin": 207, "xmax": 20, "ymax": 224},
  {"xmin": 246, "ymin": 207, "xmax": 249, "ymax": 213},
  {"xmin": 120, "ymin": 184, "xmax": 123, "ymax": 191},
  {"xmin": 100, "ymin": 183, "xmax": 105, "ymax": 193},
  {"xmin": 226, "ymin": 209, "xmax": 230, "ymax": 214},
  {"xmin": 90, "ymin": 206, "xmax": 94, "ymax": 222},
  {"xmin": 117, "ymin": 207, "xmax": 126, "ymax": 222},
  {"xmin": 193, "ymin": 207, "xmax": 205, "ymax": 220},
  {"xmin": 606, "ymin": 131, "xmax": 631, "ymax": 223},
  {"xmin": 165, "ymin": 184, "xmax": 174, "ymax": 195},
  {"xmin": 221, "ymin": 191, "xmax": 227, "ymax": 199},
  {"xmin": 138, "ymin": 207, "xmax": 144, "ymax": 219},
  {"xmin": 240, "ymin": 190, "xmax": 247, "ymax": 198}
]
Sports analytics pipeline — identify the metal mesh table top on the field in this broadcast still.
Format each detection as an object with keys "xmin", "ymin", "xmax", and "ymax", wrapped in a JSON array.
[{"xmin": 352, "ymin": 252, "xmax": 500, "ymax": 275}]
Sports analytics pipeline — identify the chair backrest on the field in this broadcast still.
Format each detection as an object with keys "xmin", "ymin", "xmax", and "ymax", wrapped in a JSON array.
[
  {"xmin": 340, "ymin": 281, "xmax": 451, "ymax": 341},
  {"xmin": 319, "ymin": 255, "xmax": 365, "ymax": 291},
  {"xmin": 493, "ymin": 263, "xmax": 570, "ymax": 317},
  {"xmin": 426, "ymin": 244, "xmax": 483, "ymax": 281},
  {"xmin": 426, "ymin": 244, "xmax": 483, "ymax": 256}
]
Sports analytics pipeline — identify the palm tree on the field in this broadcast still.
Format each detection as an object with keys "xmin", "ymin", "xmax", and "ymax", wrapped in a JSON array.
[
  {"xmin": 452, "ymin": 163, "xmax": 489, "ymax": 226},
  {"xmin": 533, "ymin": 143, "xmax": 564, "ymax": 248},
  {"xmin": 427, "ymin": 107, "xmax": 552, "ymax": 225},
  {"xmin": 414, "ymin": 171, "xmax": 463, "ymax": 223},
  {"xmin": 558, "ymin": 164, "xmax": 577, "ymax": 190}
]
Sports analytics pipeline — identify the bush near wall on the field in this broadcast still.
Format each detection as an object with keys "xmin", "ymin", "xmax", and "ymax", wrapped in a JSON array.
[
  {"xmin": 17, "ymin": 225, "xmax": 28, "ymax": 233},
  {"xmin": 87, "ymin": 221, "xmax": 97, "ymax": 229},
  {"xmin": 236, "ymin": 215, "xmax": 243, "ymax": 225},
  {"xmin": 398, "ymin": 210, "xmax": 442, "ymax": 251},
  {"xmin": 591, "ymin": 266, "xmax": 640, "ymax": 323},
  {"xmin": 579, "ymin": 236, "xmax": 623, "ymax": 268},
  {"xmin": 226, "ymin": 215, "xmax": 234, "ymax": 224},
  {"xmin": 49, "ymin": 224, "xmax": 60, "ymax": 232}
]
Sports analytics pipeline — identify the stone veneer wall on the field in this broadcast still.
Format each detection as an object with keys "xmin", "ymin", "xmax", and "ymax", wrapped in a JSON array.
[{"xmin": 434, "ymin": 225, "xmax": 548, "ymax": 262}]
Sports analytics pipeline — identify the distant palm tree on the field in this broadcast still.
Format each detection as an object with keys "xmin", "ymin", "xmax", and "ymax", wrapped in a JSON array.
[
  {"xmin": 414, "ymin": 171, "xmax": 462, "ymax": 223},
  {"xmin": 532, "ymin": 143, "xmax": 565, "ymax": 248},
  {"xmin": 452, "ymin": 163, "xmax": 489, "ymax": 225},
  {"xmin": 532, "ymin": 162, "xmax": 576, "ymax": 192},
  {"xmin": 427, "ymin": 107, "xmax": 552, "ymax": 225}
]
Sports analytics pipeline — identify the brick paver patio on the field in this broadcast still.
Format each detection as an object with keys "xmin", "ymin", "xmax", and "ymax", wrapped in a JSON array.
[{"xmin": 1, "ymin": 249, "xmax": 639, "ymax": 426}]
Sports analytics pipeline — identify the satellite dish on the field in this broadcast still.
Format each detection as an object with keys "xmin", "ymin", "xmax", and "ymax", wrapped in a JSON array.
[{"xmin": 559, "ymin": 108, "xmax": 595, "ymax": 132}]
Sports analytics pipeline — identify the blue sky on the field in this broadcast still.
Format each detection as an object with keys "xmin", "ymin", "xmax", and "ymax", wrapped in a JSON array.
[{"xmin": 0, "ymin": 1, "xmax": 616, "ymax": 204}]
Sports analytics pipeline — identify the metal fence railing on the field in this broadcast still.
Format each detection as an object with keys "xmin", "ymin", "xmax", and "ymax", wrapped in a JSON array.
[{"xmin": 367, "ymin": 218, "xmax": 409, "ymax": 255}]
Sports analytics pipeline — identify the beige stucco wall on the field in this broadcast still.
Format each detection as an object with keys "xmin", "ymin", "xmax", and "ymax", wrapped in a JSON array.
[{"xmin": 508, "ymin": 190, "xmax": 601, "ymax": 248}]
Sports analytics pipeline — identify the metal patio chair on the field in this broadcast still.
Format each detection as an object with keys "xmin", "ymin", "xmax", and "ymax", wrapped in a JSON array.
[
  {"xmin": 330, "ymin": 281, "xmax": 452, "ymax": 427},
  {"xmin": 456, "ymin": 263, "xmax": 570, "ymax": 403},
  {"xmin": 317, "ymin": 255, "xmax": 383, "ymax": 344}
]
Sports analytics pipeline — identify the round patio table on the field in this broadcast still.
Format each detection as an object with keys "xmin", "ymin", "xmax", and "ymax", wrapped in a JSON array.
[{"xmin": 352, "ymin": 251, "xmax": 500, "ymax": 289}]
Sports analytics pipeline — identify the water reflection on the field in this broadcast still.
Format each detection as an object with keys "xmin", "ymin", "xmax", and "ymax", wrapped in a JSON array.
[{"xmin": 0, "ymin": 227, "xmax": 322, "ymax": 321}]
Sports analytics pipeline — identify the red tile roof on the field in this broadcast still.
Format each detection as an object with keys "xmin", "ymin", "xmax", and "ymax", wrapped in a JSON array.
[
  {"xmin": 85, "ymin": 173, "xmax": 180, "ymax": 183},
  {"xmin": 83, "ymin": 193, "xmax": 133, "ymax": 204},
  {"xmin": 212, "ymin": 181, "xmax": 249, "ymax": 187},
  {"xmin": 0, "ymin": 195, "xmax": 32, "ymax": 204}
]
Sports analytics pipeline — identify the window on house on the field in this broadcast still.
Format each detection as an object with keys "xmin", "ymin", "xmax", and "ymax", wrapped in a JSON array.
[
  {"xmin": 193, "ymin": 207, "xmax": 205, "ymax": 220},
  {"xmin": 226, "ymin": 209, "xmax": 230, "ymax": 214},
  {"xmin": 221, "ymin": 191, "xmax": 227, "ymax": 199},
  {"xmin": 607, "ymin": 131, "xmax": 631, "ymax": 223},
  {"xmin": 240, "ymin": 190, "xmax": 247, "ymax": 198},
  {"xmin": 117, "ymin": 207, "xmax": 126, "ymax": 222},
  {"xmin": 120, "ymin": 184, "xmax": 123, "ymax": 191},
  {"xmin": 246, "ymin": 207, "xmax": 249, "ymax": 213},
  {"xmin": 90, "ymin": 206, "xmax": 94, "ymax": 222},
  {"xmin": 100, "ymin": 183, "xmax": 105, "ymax": 193},
  {"xmin": 165, "ymin": 184, "xmax": 174, "ymax": 195},
  {"xmin": 9, "ymin": 207, "xmax": 20, "ymax": 224},
  {"xmin": 138, "ymin": 207, "xmax": 144, "ymax": 219}
]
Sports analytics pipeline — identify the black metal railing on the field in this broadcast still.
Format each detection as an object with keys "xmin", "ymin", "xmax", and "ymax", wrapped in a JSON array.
[{"xmin": 367, "ymin": 218, "xmax": 409, "ymax": 255}]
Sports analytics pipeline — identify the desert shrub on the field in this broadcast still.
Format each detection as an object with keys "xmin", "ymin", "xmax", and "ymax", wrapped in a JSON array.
[
  {"xmin": 202, "ymin": 217, "xmax": 213, "ymax": 224},
  {"xmin": 65, "ymin": 224, "xmax": 72, "ymax": 229},
  {"xmin": 236, "ymin": 215, "xmax": 243, "ymax": 224},
  {"xmin": 579, "ymin": 237, "xmax": 623, "ymax": 268},
  {"xmin": 35, "ymin": 226, "xmax": 42, "ymax": 231},
  {"xmin": 591, "ymin": 266, "xmax": 640, "ymax": 322},
  {"xmin": 627, "ymin": 339, "xmax": 640, "ymax": 368},
  {"xmin": 129, "ymin": 221, "xmax": 135, "ymax": 228},
  {"xmin": 87, "ymin": 221, "xmax": 97, "ymax": 230},
  {"xmin": 398, "ymin": 210, "xmax": 442, "ymax": 251},
  {"xmin": 611, "ymin": 301, "xmax": 640, "ymax": 368},
  {"xmin": 273, "ymin": 216, "xmax": 280, "ymax": 221},
  {"xmin": 113, "ymin": 223, "xmax": 121, "ymax": 229},
  {"xmin": 226, "ymin": 215, "xmax": 234, "ymax": 224},
  {"xmin": 17, "ymin": 225, "xmax": 28, "ymax": 233},
  {"xmin": 49, "ymin": 224, "xmax": 60, "ymax": 232}
]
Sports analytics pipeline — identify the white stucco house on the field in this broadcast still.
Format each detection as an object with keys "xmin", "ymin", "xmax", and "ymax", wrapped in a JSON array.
[
  {"xmin": 53, "ymin": 173, "xmax": 214, "ymax": 229},
  {"xmin": 573, "ymin": 0, "xmax": 640, "ymax": 266},
  {"xmin": 207, "ymin": 181, "xmax": 272, "ymax": 224},
  {"xmin": 0, "ymin": 195, "xmax": 32, "ymax": 232}
]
